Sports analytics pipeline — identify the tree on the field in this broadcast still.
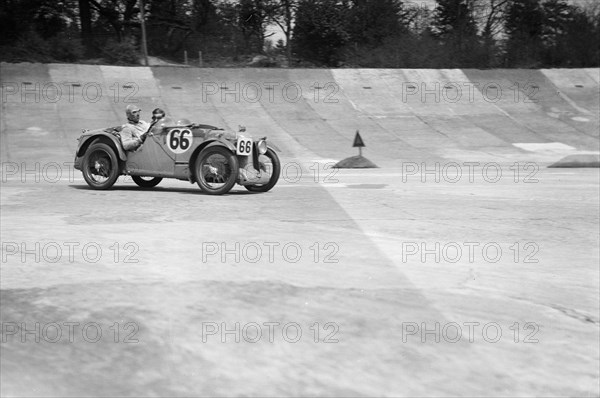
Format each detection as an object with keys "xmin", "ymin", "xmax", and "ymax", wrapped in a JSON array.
[
  {"xmin": 146, "ymin": 0, "xmax": 195, "ymax": 57},
  {"xmin": 472, "ymin": 0, "xmax": 509, "ymax": 66},
  {"xmin": 347, "ymin": 0, "xmax": 405, "ymax": 46},
  {"xmin": 402, "ymin": 1, "xmax": 434, "ymax": 34},
  {"xmin": 292, "ymin": 0, "xmax": 351, "ymax": 65},
  {"xmin": 238, "ymin": 0, "xmax": 276, "ymax": 53},
  {"xmin": 0, "ymin": 0, "xmax": 78, "ymax": 43},
  {"xmin": 267, "ymin": 0, "xmax": 296, "ymax": 65},
  {"xmin": 540, "ymin": 0, "xmax": 599, "ymax": 66},
  {"xmin": 78, "ymin": 0, "xmax": 93, "ymax": 53},
  {"xmin": 85, "ymin": 0, "xmax": 140, "ymax": 42},
  {"xmin": 342, "ymin": 0, "xmax": 417, "ymax": 68},
  {"xmin": 504, "ymin": 0, "xmax": 544, "ymax": 66},
  {"xmin": 432, "ymin": 0, "xmax": 480, "ymax": 66},
  {"xmin": 434, "ymin": 0, "xmax": 477, "ymax": 37},
  {"xmin": 233, "ymin": 0, "xmax": 296, "ymax": 62},
  {"xmin": 0, "ymin": 0, "xmax": 83, "ymax": 62},
  {"xmin": 565, "ymin": 1, "xmax": 600, "ymax": 66}
]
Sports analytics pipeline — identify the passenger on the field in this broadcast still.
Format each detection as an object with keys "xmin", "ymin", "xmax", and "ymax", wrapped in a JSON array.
[{"xmin": 120, "ymin": 105, "xmax": 150, "ymax": 151}]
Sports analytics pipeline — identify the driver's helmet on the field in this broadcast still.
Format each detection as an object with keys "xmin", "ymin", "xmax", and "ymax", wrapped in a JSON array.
[
  {"xmin": 152, "ymin": 108, "xmax": 166, "ymax": 122},
  {"xmin": 126, "ymin": 104, "xmax": 141, "ymax": 122}
]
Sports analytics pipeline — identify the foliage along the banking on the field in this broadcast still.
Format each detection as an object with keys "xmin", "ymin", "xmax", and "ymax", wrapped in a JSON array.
[{"xmin": 0, "ymin": 0, "xmax": 598, "ymax": 68}]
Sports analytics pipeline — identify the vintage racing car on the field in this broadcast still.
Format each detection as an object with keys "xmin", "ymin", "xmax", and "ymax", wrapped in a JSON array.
[{"xmin": 73, "ymin": 118, "xmax": 280, "ymax": 195}]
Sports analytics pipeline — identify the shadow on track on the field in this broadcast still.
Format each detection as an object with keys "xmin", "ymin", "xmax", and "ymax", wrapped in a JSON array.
[{"xmin": 68, "ymin": 184, "xmax": 257, "ymax": 196}]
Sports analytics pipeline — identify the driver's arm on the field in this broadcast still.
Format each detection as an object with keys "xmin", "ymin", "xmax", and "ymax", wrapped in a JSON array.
[{"xmin": 120, "ymin": 126, "xmax": 143, "ymax": 151}]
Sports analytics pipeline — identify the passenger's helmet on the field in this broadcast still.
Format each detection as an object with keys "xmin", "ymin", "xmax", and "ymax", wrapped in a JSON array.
[
  {"xmin": 176, "ymin": 118, "xmax": 192, "ymax": 127},
  {"xmin": 152, "ymin": 108, "xmax": 166, "ymax": 121}
]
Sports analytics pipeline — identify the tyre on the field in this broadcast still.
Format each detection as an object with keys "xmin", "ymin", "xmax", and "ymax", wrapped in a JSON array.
[
  {"xmin": 195, "ymin": 145, "xmax": 239, "ymax": 195},
  {"xmin": 132, "ymin": 176, "xmax": 162, "ymax": 188},
  {"xmin": 245, "ymin": 148, "xmax": 281, "ymax": 193},
  {"xmin": 82, "ymin": 142, "xmax": 120, "ymax": 190}
]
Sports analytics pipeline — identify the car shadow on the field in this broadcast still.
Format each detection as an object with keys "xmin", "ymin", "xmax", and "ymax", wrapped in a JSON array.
[{"xmin": 69, "ymin": 184, "xmax": 257, "ymax": 196}]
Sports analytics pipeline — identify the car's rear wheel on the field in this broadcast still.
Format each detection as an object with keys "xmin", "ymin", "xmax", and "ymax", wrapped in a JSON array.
[
  {"xmin": 82, "ymin": 142, "xmax": 120, "ymax": 190},
  {"xmin": 195, "ymin": 146, "xmax": 239, "ymax": 195},
  {"xmin": 245, "ymin": 148, "xmax": 281, "ymax": 193},
  {"xmin": 132, "ymin": 176, "xmax": 162, "ymax": 188}
]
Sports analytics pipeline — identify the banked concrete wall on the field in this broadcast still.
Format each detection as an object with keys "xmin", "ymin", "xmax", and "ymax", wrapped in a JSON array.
[{"xmin": 1, "ymin": 63, "xmax": 598, "ymax": 167}]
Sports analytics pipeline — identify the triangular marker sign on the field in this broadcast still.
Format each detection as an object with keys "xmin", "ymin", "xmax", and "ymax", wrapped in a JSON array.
[{"xmin": 353, "ymin": 131, "xmax": 365, "ymax": 148}]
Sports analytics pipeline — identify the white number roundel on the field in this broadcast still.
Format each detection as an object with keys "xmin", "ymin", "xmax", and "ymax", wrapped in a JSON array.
[{"xmin": 167, "ymin": 128, "xmax": 193, "ymax": 154}]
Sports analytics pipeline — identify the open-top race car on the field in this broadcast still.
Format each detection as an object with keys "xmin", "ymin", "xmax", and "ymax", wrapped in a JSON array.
[{"xmin": 73, "ymin": 118, "xmax": 280, "ymax": 195}]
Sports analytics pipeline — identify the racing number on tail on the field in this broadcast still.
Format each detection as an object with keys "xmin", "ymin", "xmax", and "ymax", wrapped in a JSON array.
[{"xmin": 167, "ymin": 129, "xmax": 193, "ymax": 154}]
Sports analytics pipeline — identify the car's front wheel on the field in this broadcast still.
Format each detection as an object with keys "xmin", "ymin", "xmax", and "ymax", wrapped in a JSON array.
[
  {"xmin": 132, "ymin": 176, "xmax": 162, "ymax": 188},
  {"xmin": 245, "ymin": 148, "xmax": 281, "ymax": 193},
  {"xmin": 195, "ymin": 146, "xmax": 239, "ymax": 195},
  {"xmin": 82, "ymin": 142, "xmax": 120, "ymax": 190}
]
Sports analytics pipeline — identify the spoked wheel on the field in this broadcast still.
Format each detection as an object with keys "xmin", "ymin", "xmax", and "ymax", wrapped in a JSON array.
[
  {"xmin": 82, "ymin": 143, "xmax": 120, "ymax": 190},
  {"xmin": 195, "ymin": 146, "xmax": 239, "ymax": 195},
  {"xmin": 245, "ymin": 148, "xmax": 281, "ymax": 193},
  {"xmin": 132, "ymin": 176, "xmax": 162, "ymax": 188}
]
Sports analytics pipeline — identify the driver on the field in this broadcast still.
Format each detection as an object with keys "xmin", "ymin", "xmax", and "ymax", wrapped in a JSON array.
[{"xmin": 120, "ymin": 105, "xmax": 151, "ymax": 151}]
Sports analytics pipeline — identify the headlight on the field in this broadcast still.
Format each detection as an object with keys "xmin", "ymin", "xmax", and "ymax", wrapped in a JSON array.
[{"xmin": 257, "ymin": 140, "xmax": 268, "ymax": 155}]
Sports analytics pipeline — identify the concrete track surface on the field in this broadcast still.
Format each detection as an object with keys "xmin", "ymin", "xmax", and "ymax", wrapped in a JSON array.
[{"xmin": 1, "ymin": 63, "xmax": 599, "ymax": 397}]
